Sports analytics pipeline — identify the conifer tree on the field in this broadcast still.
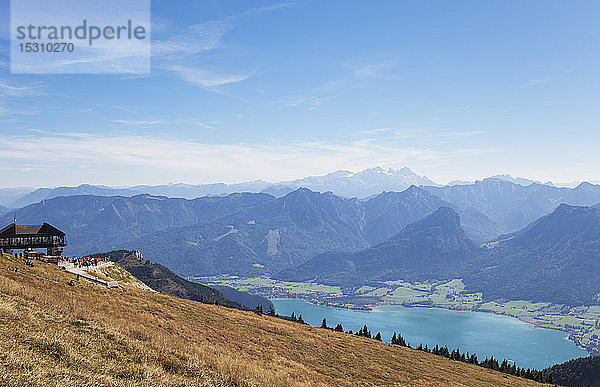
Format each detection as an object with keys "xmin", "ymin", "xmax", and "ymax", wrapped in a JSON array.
[
  {"xmin": 374, "ymin": 332, "xmax": 382, "ymax": 341},
  {"xmin": 321, "ymin": 318, "xmax": 327, "ymax": 329}
]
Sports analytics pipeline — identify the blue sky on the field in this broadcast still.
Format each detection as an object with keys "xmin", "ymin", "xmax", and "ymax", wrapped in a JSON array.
[{"xmin": 0, "ymin": 0, "xmax": 599, "ymax": 187}]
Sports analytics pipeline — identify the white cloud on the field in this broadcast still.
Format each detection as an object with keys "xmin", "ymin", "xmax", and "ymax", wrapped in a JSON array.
[
  {"xmin": 168, "ymin": 65, "xmax": 253, "ymax": 88},
  {"xmin": 0, "ymin": 79, "xmax": 44, "ymax": 97},
  {"xmin": 112, "ymin": 119, "xmax": 168, "ymax": 127},
  {"xmin": 153, "ymin": 20, "xmax": 233, "ymax": 58},
  {"xmin": 0, "ymin": 132, "xmax": 474, "ymax": 184}
]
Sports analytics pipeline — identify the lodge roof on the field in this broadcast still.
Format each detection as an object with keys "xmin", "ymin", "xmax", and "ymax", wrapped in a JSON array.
[{"xmin": 0, "ymin": 222, "xmax": 66, "ymax": 238}]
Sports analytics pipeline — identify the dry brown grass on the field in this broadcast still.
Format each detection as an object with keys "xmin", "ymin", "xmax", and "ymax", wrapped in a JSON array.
[{"xmin": 0, "ymin": 254, "xmax": 546, "ymax": 386}]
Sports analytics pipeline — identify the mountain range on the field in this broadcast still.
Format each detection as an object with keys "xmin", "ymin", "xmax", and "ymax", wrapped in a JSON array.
[
  {"xmin": 2, "ymin": 186, "xmax": 496, "ymax": 276},
  {"xmin": 0, "ymin": 167, "xmax": 435, "ymax": 207},
  {"xmin": 0, "ymin": 193, "xmax": 273, "ymax": 255},
  {"xmin": 466, "ymin": 204, "xmax": 600, "ymax": 305},
  {"xmin": 127, "ymin": 188, "xmax": 371, "ymax": 276},
  {"xmin": 274, "ymin": 167, "xmax": 437, "ymax": 198},
  {"xmin": 424, "ymin": 178, "xmax": 600, "ymax": 233},
  {"xmin": 2, "ymin": 170, "xmax": 600, "ymax": 307},
  {"xmin": 277, "ymin": 207, "xmax": 483, "ymax": 285},
  {"xmin": 4, "ymin": 168, "xmax": 600, "ymax": 211},
  {"xmin": 281, "ymin": 203, "xmax": 600, "ymax": 306}
]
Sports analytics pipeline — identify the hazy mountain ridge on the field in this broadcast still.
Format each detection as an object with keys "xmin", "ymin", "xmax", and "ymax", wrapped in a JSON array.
[
  {"xmin": 362, "ymin": 186, "xmax": 501, "ymax": 244},
  {"xmin": 466, "ymin": 204, "xmax": 600, "ymax": 305},
  {"xmin": 423, "ymin": 178, "xmax": 600, "ymax": 233},
  {"xmin": 130, "ymin": 180, "xmax": 272, "ymax": 199},
  {"xmin": 126, "ymin": 187, "xmax": 499, "ymax": 277},
  {"xmin": 489, "ymin": 174, "xmax": 553, "ymax": 187},
  {"xmin": 10, "ymin": 184, "xmax": 141, "ymax": 209},
  {"xmin": 0, "ymin": 193, "xmax": 274, "ymax": 256},
  {"xmin": 275, "ymin": 167, "xmax": 437, "ymax": 198},
  {"xmin": 277, "ymin": 207, "xmax": 484, "ymax": 285},
  {"xmin": 3, "ymin": 167, "xmax": 437, "ymax": 206},
  {"xmin": 0, "ymin": 187, "xmax": 35, "ymax": 208},
  {"xmin": 127, "ymin": 188, "xmax": 372, "ymax": 276}
]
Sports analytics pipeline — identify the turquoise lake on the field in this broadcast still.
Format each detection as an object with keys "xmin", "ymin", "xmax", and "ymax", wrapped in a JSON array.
[{"xmin": 271, "ymin": 299, "xmax": 588, "ymax": 370}]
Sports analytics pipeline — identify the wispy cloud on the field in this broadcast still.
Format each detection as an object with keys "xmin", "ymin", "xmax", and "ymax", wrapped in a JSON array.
[
  {"xmin": 0, "ymin": 132, "xmax": 484, "ymax": 184},
  {"xmin": 112, "ymin": 119, "xmax": 168, "ymax": 127},
  {"xmin": 350, "ymin": 59, "xmax": 399, "ymax": 80},
  {"xmin": 356, "ymin": 127, "xmax": 393, "ymax": 136},
  {"xmin": 278, "ymin": 58, "xmax": 402, "ymax": 108},
  {"xmin": 153, "ymin": 20, "xmax": 233, "ymax": 58},
  {"xmin": 526, "ymin": 67, "xmax": 575, "ymax": 87},
  {"xmin": 354, "ymin": 127, "xmax": 485, "ymax": 141},
  {"xmin": 153, "ymin": 3, "xmax": 294, "ymax": 91},
  {"xmin": 168, "ymin": 65, "xmax": 253, "ymax": 88},
  {"xmin": 0, "ymin": 79, "xmax": 44, "ymax": 97},
  {"xmin": 526, "ymin": 77, "xmax": 555, "ymax": 86}
]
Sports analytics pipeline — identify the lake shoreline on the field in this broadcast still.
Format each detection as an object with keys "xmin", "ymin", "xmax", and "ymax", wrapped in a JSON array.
[
  {"xmin": 271, "ymin": 298, "xmax": 589, "ymax": 370},
  {"xmin": 195, "ymin": 275, "xmax": 599, "ymax": 357},
  {"xmin": 274, "ymin": 296, "xmax": 594, "ymax": 356}
]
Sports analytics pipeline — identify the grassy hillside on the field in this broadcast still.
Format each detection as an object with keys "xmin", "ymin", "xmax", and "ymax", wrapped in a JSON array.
[
  {"xmin": 89, "ymin": 250, "xmax": 247, "ymax": 308},
  {"xmin": 0, "ymin": 253, "xmax": 545, "ymax": 386}
]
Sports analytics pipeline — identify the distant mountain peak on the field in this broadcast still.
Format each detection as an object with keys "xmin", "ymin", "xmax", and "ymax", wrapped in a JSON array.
[
  {"xmin": 278, "ymin": 166, "xmax": 437, "ymax": 198},
  {"xmin": 487, "ymin": 174, "xmax": 557, "ymax": 187},
  {"xmin": 412, "ymin": 206, "xmax": 462, "ymax": 230}
]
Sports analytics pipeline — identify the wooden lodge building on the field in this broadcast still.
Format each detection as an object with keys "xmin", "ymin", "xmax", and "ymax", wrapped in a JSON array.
[{"xmin": 0, "ymin": 222, "xmax": 67, "ymax": 258}]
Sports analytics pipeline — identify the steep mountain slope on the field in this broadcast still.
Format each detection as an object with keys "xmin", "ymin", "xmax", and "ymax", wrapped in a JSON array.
[
  {"xmin": 102, "ymin": 249, "xmax": 273, "ymax": 310},
  {"xmin": 90, "ymin": 250, "xmax": 245, "ymax": 308},
  {"xmin": 543, "ymin": 356, "xmax": 600, "ymax": 387},
  {"xmin": 0, "ymin": 253, "xmax": 543, "ymax": 386},
  {"xmin": 363, "ymin": 186, "xmax": 501, "ymax": 244},
  {"xmin": 277, "ymin": 166, "xmax": 437, "ymax": 198},
  {"xmin": 278, "ymin": 207, "xmax": 482, "ymax": 285},
  {"xmin": 466, "ymin": 204, "xmax": 600, "ymax": 305},
  {"xmin": 424, "ymin": 178, "xmax": 600, "ymax": 233},
  {"xmin": 0, "ymin": 204, "xmax": 8, "ymax": 216},
  {"xmin": 362, "ymin": 186, "xmax": 448, "ymax": 244},
  {"xmin": 129, "ymin": 188, "xmax": 370, "ymax": 276},
  {"xmin": 0, "ymin": 193, "xmax": 274, "ymax": 255}
]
